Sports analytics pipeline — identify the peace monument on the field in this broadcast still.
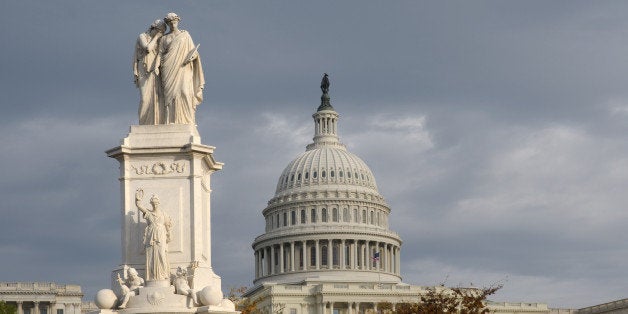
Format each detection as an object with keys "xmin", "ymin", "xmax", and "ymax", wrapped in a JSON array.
[{"xmin": 90, "ymin": 13, "xmax": 237, "ymax": 314}]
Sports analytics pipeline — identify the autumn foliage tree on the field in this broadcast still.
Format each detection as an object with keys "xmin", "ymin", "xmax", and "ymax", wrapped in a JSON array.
[{"xmin": 395, "ymin": 284, "xmax": 502, "ymax": 314}]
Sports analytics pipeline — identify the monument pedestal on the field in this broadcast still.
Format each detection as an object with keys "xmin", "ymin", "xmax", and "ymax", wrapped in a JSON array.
[{"xmin": 95, "ymin": 124, "xmax": 236, "ymax": 313}]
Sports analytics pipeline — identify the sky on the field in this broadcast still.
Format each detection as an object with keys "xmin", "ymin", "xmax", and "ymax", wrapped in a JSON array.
[{"xmin": 1, "ymin": 0, "xmax": 628, "ymax": 309}]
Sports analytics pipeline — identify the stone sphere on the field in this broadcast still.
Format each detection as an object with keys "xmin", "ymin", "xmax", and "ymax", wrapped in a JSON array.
[
  {"xmin": 219, "ymin": 298, "xmax": 236, "ymax": 311},
  {"xmin": 199, "ymin": 285, "xmax": 223, "ymax": 306},
  {"xmin": 95, "ymin": 289, "xmax": 117, "ymax": 309}
]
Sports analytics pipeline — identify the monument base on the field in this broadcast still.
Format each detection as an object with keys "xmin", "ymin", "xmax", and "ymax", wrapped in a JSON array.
[{"xmin": 91, "ymin": 284, "xmax": 237, "ymax": 314}]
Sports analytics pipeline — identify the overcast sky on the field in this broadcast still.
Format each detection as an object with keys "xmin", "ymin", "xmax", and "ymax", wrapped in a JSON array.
[{"xmin": 2, "ymin": 0, "xmax": 628, "ymax": 309}]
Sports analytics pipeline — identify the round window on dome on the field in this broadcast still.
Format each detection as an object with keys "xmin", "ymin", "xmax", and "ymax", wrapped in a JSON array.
[{"xmin": 313, "ymin": 171, "xmax": 318, "ymax": 179}]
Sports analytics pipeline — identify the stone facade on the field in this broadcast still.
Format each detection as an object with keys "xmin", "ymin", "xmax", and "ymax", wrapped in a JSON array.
[{"xmin": 0, "ymin": 282, "xmax": 83, "ymax": 314}]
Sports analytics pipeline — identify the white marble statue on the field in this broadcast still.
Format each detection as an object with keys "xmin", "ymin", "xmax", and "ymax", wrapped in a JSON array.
[
  {"xmin": 135, "ymin": 189, "xmax": 172, "ymax": 281},
  {"xmin": 134, "ymin": 20, "xmax": 166, "ymax": 125},
  {"xmin": 116, "ymin": 266, "xmax": 145, "ymax": 309},
  {"xmin": 173, "ymin": 266, "xmax": 198, "ymax": 305},
  {"xmin": 159, "ymin": 12, "xmax": 204, "ymax": 125}
]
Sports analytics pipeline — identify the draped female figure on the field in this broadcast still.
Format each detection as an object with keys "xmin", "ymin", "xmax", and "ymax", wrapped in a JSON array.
[
  {"xmin": 133, "ymin": 20, "xmax": 166, "ymax": 125},
  {"xmin": 159, "ymin": 13, "xmax": 204, "ymax": 125},
  {"xmin": 135, "ymin": 189, "xmax": 172, "ymax": 281}
]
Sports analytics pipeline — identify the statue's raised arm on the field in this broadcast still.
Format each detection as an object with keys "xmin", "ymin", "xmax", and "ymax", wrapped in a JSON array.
[{"xmin": 135, "ymin": 188, "xmax": 148, "ymax": 215}]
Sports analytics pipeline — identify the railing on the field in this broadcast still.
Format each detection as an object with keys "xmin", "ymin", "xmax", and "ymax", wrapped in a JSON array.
[
  {"xmin": 577, "ymin": 298, "xmax": 628, "ymax": 313},
  {"xmin": 0, "ymin": 282, "xmax": 82, "ymax": 294}
]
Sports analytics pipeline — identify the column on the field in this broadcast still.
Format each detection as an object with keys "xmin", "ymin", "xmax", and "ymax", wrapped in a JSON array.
[
  {"xmin": 254, "ymin": 250, "xmax": 259, "ymax": 278},
  {"xmin": 73, "ymin": 303, "xmax": 79, "ymax": 314},
  {"xmin": 315, "ymin": 240, "xmax": 320, "ymax": 270},
  {"xmin": 366, "ymin": 241, "xmax": 370, "ymax": 270},
  {"xmin": 356, "ymin": 302, "xmax": 361, "ymax": 314},
  {"xmin": 16, "ymin": 301, "xmax": 23, "ymax": 314},
  {"xmin": 290, "ymin": 241, "xmax": 296, "ymax": 272},
  {"xmin": 396, "ymin": 247, "xmax": 401, "ymax": 275},
  {"xmin": 327, "ymin": 239, "xmax": 332, "ymax": 268},
  {"xmin": 375, "ymin": 242, "xmax": 381, "ymax": 270},
  {"xmin": 340, "ymin": 239, "xmax": 346, "ymax": 270},
  {"xmin": 65, "ymin": 303, "xmax": 71, "ymax": 314},
  {"xmin": 279, "ymin": 243, "xmax": 285, "ymax": 273},
  {"xmin": 330, "ymin": 302, "xmax": 334, "ymax": 314},
  {"xmin": 49, "ymin": 302, "xmax": 55, "ymax": 314},
  {"xmin": 301, "ymin": 241, "xmax": 306, "ymax": 270},
  {"xmin": 270, "ymin": 245, "xmax": 275, "ymax": 275},
  {"xmin": 34, "ymin": 302, "xmax": 40, "ymax": 314}
]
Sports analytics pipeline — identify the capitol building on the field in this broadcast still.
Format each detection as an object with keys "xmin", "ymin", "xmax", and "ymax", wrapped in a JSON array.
[{"xmin": 243, "ymin": 77, "xmax": 556, "ymax": 314}]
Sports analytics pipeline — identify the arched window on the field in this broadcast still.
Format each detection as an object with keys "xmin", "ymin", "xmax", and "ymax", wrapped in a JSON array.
[
  {"xmin": 339, "ymin": 170, "xmax": 343, "ymax": 177},
  {"xmin": 353, "ymin": 209, "xmax": 358, "ymax": 223},
  {"xmin": 330, "ymin": 170, "xmax": 335, "ymax": 177},
  {"xmin": 313, "ymin": 171, "xmax": 318, "ymax": 179},
  {"xmin": 291, "ymin": 210, "xmax": 296, "ymax": 225},
  {"xmin": 297, "ymin": 173, "xmax": 301, "ymax": 180},
  {"xmin": 332, "ymin": 208, "xmax": 338, "ymax": 222},
  {"xmin": 276, "ymin": 214, "xmax": 280, "ymax": 228},
  {"xmin": 332, "ymin": 244, "xmax": 339, "ymax": 267},
  {"xmin": 322, "ymin": 170, "xmax": 326, "ymax": 178},
  {"xmin": 305, "ymin": 172, "xmax": 309, "ymax": 179},
  {"xmin": 322, "ymin": 208, "xmax": 328, "ymax": 222},
  {"xmin": 345, "ymin": 244, "xmax": 350, "ymax": 266},
  {"xmin": 290, "ymin": 174, "xmax": 294, "ymax": 182},
  {"xmin": 299, "ymin": 246, "xmax": 304, "ymax": 268},
  {"xmin": 370, "ymin": 211, "xmax": 374, "ymax": 225},
  {"xmin": 343, "ymin": 208, "xmax": 349, "ymax": 222},
  {"xmin": 362, "ymin": 210, "xmax": 366, "ymax": 223},
  {"xmin": 321, "ymin": 246, "xmax": 328, "ymax": 266},
  {"xmin": 311, "ymin": 208, "xmax": 317, "ymax": 223},
  {"xmin": 301, "ymin": 209, "xmax": 306, "ymax": 224},
  {"xmin": 347, "ymin": 171, "xmax": 351, "ymax": 178}
]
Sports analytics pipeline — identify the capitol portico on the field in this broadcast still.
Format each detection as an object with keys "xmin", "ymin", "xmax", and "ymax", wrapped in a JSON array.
[{"xmin": 0, "ymin": 282, "xmax": 83, "ymax": 314}]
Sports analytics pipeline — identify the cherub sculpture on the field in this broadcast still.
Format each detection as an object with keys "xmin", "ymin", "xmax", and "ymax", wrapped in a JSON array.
[
  {"xmin": 116, "ymin": 266, "xmax": 145, "ymax": 309},
  {"xmin": 173, "ymin": 266, "xmax": 198, "ymax": 305}
]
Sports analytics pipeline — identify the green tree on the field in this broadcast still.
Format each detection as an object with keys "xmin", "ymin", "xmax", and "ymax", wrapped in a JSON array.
[{"xmin": 0, "ymin": 301, "xmax": 16, "ymax": 314}]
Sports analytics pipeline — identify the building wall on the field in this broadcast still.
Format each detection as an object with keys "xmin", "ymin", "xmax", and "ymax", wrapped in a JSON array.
[{"xmin": 0, "ymin": 282, "xmax": 83, "ymax": 314}]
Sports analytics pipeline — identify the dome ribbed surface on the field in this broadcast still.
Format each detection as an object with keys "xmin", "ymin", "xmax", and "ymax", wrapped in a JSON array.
[{"xmin": 275, "ymin": 146, "xmax": 379, "ymax": 195}]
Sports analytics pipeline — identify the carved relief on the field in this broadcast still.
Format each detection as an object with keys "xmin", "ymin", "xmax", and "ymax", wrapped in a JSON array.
[{"xmin": 130, "ymin": 162, "xmax": 186, "ymax": 176}]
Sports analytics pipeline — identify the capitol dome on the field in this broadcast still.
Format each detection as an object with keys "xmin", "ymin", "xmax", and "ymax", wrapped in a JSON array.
[
  {"xmin": 252, "ymin": 75, "xmax": 402, "ymax": 286},
  {"xmin": 274, "ymin": 145, "xmax": 379, "ymax": 197}
]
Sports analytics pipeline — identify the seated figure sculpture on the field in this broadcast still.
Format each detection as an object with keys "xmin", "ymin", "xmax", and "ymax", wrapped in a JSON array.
[
  {"xmin": 173, "ymin": 266, "xmax": 198, "ymax": 305},
  {"xmin": 117, "ymin": 266, "xmax": 145, "ymax": 309}
]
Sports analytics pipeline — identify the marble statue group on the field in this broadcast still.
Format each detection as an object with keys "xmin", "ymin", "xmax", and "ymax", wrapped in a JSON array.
[
  {"xmin": 134, "ymin": 12, "xmax": 204, "ymax": 125},
  {"xmin": 93, "ymin": 13, "xmax": 235, "ymax": 314}
]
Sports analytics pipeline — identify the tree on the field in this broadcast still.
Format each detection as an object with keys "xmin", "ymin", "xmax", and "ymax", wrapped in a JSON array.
[
  {"xmin": 0, "ymin": 301, "xmax": 16, "ymax": 314},
  {"xmin": 227, "ymin": 286, "xmax": 260, "ymax": 314},
  {"xmin": 227, "ymin": 286, "xmax": 285, "ymax": 314},
  {"xmin": 395, "ymin": 284, "xmax": 502, "ymax": 314}
]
